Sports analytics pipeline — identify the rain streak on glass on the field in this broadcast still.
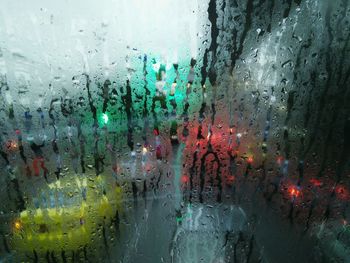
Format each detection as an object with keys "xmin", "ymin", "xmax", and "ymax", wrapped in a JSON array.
[{"xmin": 0, "ymin": 0, "xmax": 349, "ymax": 262}]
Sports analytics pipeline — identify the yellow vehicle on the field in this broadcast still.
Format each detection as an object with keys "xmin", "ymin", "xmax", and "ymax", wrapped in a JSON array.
[{"xmin": 11, "ymin": 174, "xmax": 122, "ymax": 252}]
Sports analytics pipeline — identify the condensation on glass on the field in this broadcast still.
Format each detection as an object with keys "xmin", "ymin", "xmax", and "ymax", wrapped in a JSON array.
[{"xmin": 0, "ymin": 0, "xmax": 349, "ymax": 262}]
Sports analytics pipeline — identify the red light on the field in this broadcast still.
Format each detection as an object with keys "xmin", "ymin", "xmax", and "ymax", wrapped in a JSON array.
[
  {"xmin": 142, "ymin": 163, "xmax": 153, "ymax": 173},
  {"xmin": 153, "ymin": 129, "xmax": 159, "ymax": 136},
  {"xmin": 336, "ymin": 186, "xmax": 345, "ymax": 194},
  {"xmin": 335, "ymin": 185, "xmax": 349, "ymax": 200},
  {"xmin": 181, "ymin": 175, "xmax": 189, "ymax": 184},
  {"xmin": 310, "ymin": 178, "xmax": 322, "ymax": 187},
  {"xmin": 247, "ymin": 156, "xmax": 253, "ymax": 164}
]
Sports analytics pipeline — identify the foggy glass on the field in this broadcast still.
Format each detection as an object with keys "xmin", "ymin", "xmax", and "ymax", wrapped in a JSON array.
[{"xmin": 0, "ymin": 0, "xmax": 349, "ymax": 262}]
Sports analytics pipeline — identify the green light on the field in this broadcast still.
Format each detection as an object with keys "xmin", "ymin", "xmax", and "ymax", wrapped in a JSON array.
[
  {"xmin": 176, "ymin": 216, "xmax": 183, "ymax": 223},
  {"xmin": 102, "ymin": 113, "xmax": 109, "ymax": 124}
]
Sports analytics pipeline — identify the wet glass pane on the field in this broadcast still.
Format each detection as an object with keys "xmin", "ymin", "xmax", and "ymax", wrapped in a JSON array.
[{"xmin": 0, "ymin": 0, "xmax": 350, "ymax": 262}]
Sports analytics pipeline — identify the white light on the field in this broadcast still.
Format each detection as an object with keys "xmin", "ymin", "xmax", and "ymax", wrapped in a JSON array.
[
  {"xmin": 166, "ymin": 63, "xmax": 172, "ymax": 71},
  {"xmin": 102, "ymin": 113, "xmax": 109, "ymax": 124},
  {"xmin": 152, "ymin": 62, "xmax": 160, "ymax": 72},
  {"xmin": 270, "ymin": 95, "xmax": 276, "ymax": 103}
]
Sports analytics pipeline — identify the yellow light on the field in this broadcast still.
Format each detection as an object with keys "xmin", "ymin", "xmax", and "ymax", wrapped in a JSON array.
[
  {"xmin": 14, "ymin": 220, "xmax": 22, "ymax": 230},
  {"xmin": 11, "ymin": 141, "xmax": 18, "ymax": 149},
  {"xmin": 142, "ymin": 147, "xmax": 148, "ymax": 154}
]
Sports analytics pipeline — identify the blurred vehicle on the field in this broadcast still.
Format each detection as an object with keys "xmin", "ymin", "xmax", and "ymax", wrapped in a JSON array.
[{"xmin": 11, "ymin": 174, "xmax": 122, "ymax": 252}]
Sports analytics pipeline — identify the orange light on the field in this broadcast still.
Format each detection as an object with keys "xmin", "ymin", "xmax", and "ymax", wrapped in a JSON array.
[
  {"xmin": 6, "ymin": 140, "xmax": 17, "ymax": 150},
  {"xmin": 289, "ymin": 186, "xmax": 300, "ymax": 198},
  {"xmin": 227, "ymin": 175, "xmax": 235, "ymax": 183}
]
